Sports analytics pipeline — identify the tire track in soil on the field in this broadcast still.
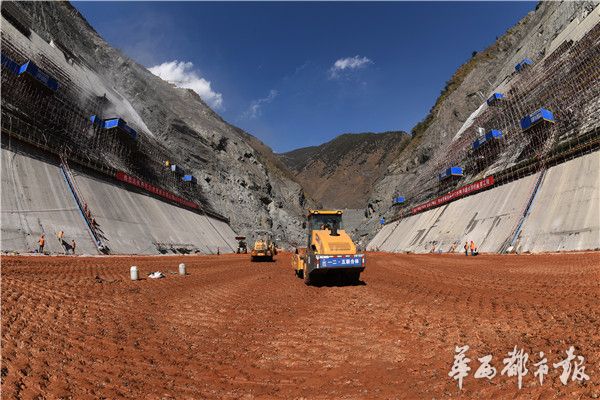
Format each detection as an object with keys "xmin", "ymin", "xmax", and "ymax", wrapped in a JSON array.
[{"xmin": 1, "ymin": 252, "xmax": 599, "ymax": 399}]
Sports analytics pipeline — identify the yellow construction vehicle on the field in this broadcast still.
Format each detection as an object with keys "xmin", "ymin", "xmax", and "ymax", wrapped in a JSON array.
[
  {"xmin": 250, "ymin": 230, "xmax": 277, "ymax": 261},
  {"xmin": 292, "ymin": 209, "xmax": 365, "ymax": 285}
]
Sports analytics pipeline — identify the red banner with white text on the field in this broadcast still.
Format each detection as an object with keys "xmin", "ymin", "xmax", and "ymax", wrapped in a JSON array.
[
  {"xmin": 115, "ymin": 171, "xmax": 199, "ymax": 210},
  {"xmin": 411, "ymin": 176, "xmax": 495, "ymax": 214}
]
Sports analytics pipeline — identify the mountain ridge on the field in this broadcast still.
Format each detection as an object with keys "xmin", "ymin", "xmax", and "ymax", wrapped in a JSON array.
[{"xmin": 279, "ymin": 131, "xmax": 410, "ymax": 209}]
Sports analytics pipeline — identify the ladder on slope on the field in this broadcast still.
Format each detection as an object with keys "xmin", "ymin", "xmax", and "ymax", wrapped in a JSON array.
[{"xmin": 59, "ymin": 156, "xmax": 106, "ymax": 253}]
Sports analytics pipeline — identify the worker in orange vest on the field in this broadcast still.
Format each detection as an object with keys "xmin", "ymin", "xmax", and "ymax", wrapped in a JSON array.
[
  {"xmin": 470, "ymin": 241, "xmax": 477, "ymax": 256},
  {"xmin": 38, "ymin": 234, "xmax": 45, "ymax": 254}
]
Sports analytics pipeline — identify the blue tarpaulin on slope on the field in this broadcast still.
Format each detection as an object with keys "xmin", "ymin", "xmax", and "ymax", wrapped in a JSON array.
[
  {"xmin": 472, "ymin": 129, "xmax": 503, "ymax": 150},
  {"xmin": 439, "ymin": 166, "xmax": 463, "ymax": 181},
  {"xmin": 520, "ymin": 108, "xmax": 555, "ymax": 131},
  {"xmin": 515, "ymin": 58, "xmax": 533, "ymax": 72},
  {"xmin": 393, "ymin": 196, "xmax": 405, "ymax": 205},
  {"xmin": 18, "ymin": 60, "xmax": 60, "ymax": 91},
  {"xmin": 1, "ymin": 53, "xmax": 20, "ymax": 74},
  {"xmin": 486, "ymin": 92, "xmax": 504, "ymax": 106},
  {"xmin": 102, "ymin": 118, "xmax": 138, "ymax": 140},
  {"xmin": 182, "ymin": 174, "xmax": 197, "ymax": 184}
]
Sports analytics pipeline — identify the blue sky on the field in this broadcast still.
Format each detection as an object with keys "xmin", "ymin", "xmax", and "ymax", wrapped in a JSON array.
[{"xmin": 74, "ymin": 1, "xmax": 535, "ymax": 153}]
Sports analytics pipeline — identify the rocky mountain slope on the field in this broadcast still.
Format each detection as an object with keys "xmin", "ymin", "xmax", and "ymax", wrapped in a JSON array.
[
  {"xmin": 279, "ymin": 132, "xmax": 410, "ymax": 209},
  {"xmin": 357, "ymin": 1, "xmax": 598, "ymax": 245},
  {"xmin": 13, "ymin": 1, "xmax": 311, "ymax": 246},
  {"xmin": 7, "ymin": 1, "xmax": 595, "ymax": 249}
]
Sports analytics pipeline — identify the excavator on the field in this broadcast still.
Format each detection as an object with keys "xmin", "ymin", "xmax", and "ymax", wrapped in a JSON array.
[
  {"xmin": 292, "ymin": 209, "xmax": 365, "ymax": 285},
  {"xmin": 250, "ymin": 230, "xmax": 277, "ymax": 261}
]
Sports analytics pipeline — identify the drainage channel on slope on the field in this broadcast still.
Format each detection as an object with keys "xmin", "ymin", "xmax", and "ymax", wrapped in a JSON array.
[{"xmin": 501, "ymin": 168, "xmax": 547, "ymax": 253}]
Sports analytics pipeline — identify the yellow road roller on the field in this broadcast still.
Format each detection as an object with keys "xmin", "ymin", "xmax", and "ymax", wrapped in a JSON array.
[
  {"xmin": 292, "ymin": 209, "xmax": 365, "ymax": 285},
  {"xmin": 251, "ymin": 230, "xmax": 277, "ymax": 261}
]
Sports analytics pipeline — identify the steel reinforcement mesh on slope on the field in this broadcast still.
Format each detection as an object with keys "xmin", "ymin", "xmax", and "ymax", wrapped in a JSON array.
[
  {"xmin": 390, "ymin": 23, "xmax": 600, "ymax": 220},
  {"xmin": 0, "ymin": 30, "xmax": 222, "ymax": 220}
]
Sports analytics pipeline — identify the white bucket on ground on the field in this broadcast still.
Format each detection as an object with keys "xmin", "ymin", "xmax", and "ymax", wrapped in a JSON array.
[{"xmin": 130, "ymin": 266, "xmax": 138, "ymax": 281}]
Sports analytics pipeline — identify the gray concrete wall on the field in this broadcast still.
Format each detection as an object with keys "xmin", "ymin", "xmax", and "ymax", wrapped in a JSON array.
[
  {"xmin": 1, "ymin": 142, "xmax": 98, "ymax": 254},
  {"xmin": 72, "ymin": 170, "xmax": 237, "ymax": 254},
  {"xmin": 379, "ymin": 205, "xmax": 448, "ymax": 253},
  {"xmin": 368, "ymin": 151, "xmax": 600, "ymax": 253},
  {"xmin": 1, "ymin": 141, "xmax": 238, "ymax": 254},
  {"xmin": 406, "ymin": 173, "xmax": 539, "ymax": 253},
  {"xmin": 517, "ymin": 151, "xmax": 600, "ymax": 252},
  {"xmin": 367, "ymin": 219, "xmax": 399, "ymax": 251},
  {"xmin": 209, "ymin": 218, "xmax": 239, "ymax": 252}
]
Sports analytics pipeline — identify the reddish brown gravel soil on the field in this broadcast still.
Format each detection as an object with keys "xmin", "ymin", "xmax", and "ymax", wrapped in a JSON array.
[{"xmin": 1, "ymin": 252, "xmax": 599, "ymax": 399}]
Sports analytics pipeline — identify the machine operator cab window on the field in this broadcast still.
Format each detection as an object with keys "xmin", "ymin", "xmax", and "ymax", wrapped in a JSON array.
[
  {"xmin": 306, "ymin": 211, "xmax": 344, "ymax": 249},
  {"xmin": 308, "ymin": 214, "xmax": 343, "ymax": 232},
  {"xmin": 255, "ymin": 232, "xmax": 269, "ymax": 243}
]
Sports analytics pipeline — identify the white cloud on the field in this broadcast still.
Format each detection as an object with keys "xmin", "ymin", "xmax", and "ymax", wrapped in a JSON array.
[
  {"xmin": 329, "ymin": 55, "xmax": 373, "ymax": 79},
  {"xmin": 242, "ymin": 89, "xmax": 278, "ymax": 119},
  {"xmin": 148, "ymin": 60, "xmax": 223, "ymax": 109}
]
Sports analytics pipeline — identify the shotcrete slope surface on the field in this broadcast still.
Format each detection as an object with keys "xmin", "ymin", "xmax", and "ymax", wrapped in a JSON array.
[
  {"xmin": 72, "ymin": 170, "xmax": 237, "ymax": 254},
  {"xmin": 518, "ymin": 151, "xmax": 600, "ymax": 252},
  {"xmin": 379, "ymin": 173, "xmax": 540, "ymax": 253},
  {"xmin": 2, "ymin": 252, "xmax": 599, "ymax": 398},
  {"xmin": 369, "ymin": 151, "xmax": 600, "ymax": 253},
  {"xmin": 1, "ymin": 143, "xmax": 238, "ymax": 254},
  {"xmin": 1, "ymin": 143, "xmax": 98, "ymax": 254}
]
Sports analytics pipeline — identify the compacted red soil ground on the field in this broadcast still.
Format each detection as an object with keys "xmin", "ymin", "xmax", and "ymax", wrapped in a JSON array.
[{"xmin": 1, "ymin": 252, "xmax": 599, "ymax": 399}]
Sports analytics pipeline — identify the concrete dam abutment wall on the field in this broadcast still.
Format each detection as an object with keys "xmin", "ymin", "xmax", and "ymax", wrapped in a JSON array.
[
  {"xmin": 1, "ymin": 138, "xmax": 238, "ymax": 255},
  {"xmin": 368, "ymin": 151, "xmax": 600, "ymax": 254}
]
